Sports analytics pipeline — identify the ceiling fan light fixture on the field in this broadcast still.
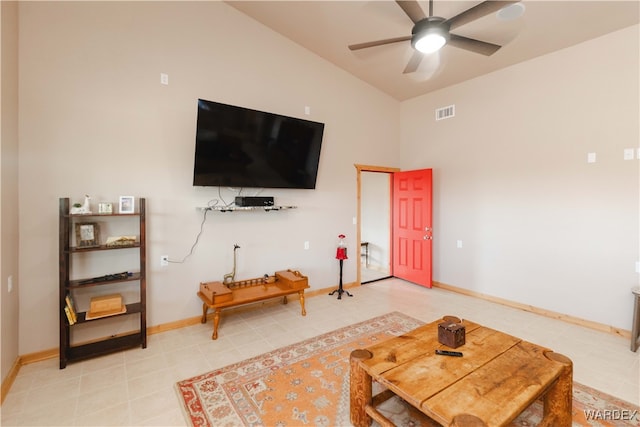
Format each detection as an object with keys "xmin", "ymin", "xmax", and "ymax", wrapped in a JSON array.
[
  {"xmin": 415, "ymin": 32, "xmax": 447, "ymax": 53},
  {"xmin": 411, "ymin": 17, "xmax": 450, "ymax": 54}
]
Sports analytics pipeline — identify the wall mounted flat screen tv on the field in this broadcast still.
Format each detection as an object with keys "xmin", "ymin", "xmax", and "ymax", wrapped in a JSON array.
[{"xmin": 193, "ymin": 99, "xmax": 325, "ymax": 189}]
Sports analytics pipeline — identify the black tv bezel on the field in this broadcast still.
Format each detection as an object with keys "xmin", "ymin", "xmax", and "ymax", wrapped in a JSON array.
[{"xmin": 192, "ymin": 98, "xmax": 324, "ymax": 190}]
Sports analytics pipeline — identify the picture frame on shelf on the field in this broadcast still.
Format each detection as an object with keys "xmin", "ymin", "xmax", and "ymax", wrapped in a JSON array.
[
  {"xmin": 98, "ymin": 202, "xmax": 113, "ymax": 214},
  {"xmin": 119, "ymin": 196, "xmax": 135, "ymax": 214},
  {"xmin": 75, "ymin": 222, "xmax": 100, "ymax": 248}
]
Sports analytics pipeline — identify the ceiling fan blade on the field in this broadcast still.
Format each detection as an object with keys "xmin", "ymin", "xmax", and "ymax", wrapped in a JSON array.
[
  {"xmin": 445, "ymin": 1, "xmax": 520, "ymax": 31},
  {"xmin": 396, "ymin": 0, "xmax": 426, "ymax": 24},
  {"xmin": 448, "ymin": 33, "xmax": 502, "ymax": 56},
  {"xmin": 403, "ymin": 51, "xmax": 423, "ymax": 74},
  {"xmin": 349, "ymin": 35, "xmax": 411, "ymax": 51}
]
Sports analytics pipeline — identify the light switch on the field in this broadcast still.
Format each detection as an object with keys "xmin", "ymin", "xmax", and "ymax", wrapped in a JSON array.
[
  {"xmin": 587, "ymin": 152, "xmax": 596, "ymax": 163},
  {"xmin": 624, "ymin": 148, "xmax": 634, "ymax": 160}
]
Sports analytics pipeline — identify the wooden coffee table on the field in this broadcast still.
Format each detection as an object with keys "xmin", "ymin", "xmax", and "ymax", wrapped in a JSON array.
[{"xmin": 350, "ymin": 317, "xmax": 573, "ymax": 427}]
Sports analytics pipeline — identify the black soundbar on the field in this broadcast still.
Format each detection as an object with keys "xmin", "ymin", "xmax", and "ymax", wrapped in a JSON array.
[{"xmin": 235, "ymin": 196, "xmax": 275, "ymax": 207}]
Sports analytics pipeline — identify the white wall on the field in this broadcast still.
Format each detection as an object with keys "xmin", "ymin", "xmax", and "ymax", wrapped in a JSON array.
[
  {"xmin": 1, "ymin": 0, "xmax": 20, "ymax": 382},
  {"xmin": 17, "ymin": 1, "xmax": 400, "ymax": 355},
  {"xmin": 400, "ymin": 25, "xmax": 640, "ymax": 331}
]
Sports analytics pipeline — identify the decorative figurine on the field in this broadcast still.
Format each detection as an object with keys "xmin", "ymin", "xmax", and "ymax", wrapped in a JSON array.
[
  {"xmin": 329, "ymin": 234, "xmax": 353, "ymax": 299},
  {"xmin": 70, "ymin": 195, "xmax": 92, "ymax": 214},
  {"xmin": 223, "ymin": 244, "xmax": 241, "ymax": 285}
]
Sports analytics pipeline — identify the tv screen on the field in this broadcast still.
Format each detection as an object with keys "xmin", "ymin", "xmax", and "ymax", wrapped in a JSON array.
[{"xmin": 193, "ymin": 99, "xmax": 325, "ymax": 189}]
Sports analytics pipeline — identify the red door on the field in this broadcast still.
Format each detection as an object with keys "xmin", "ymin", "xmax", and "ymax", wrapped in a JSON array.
[{"xmin": 392, "ymin": 169, "xmax": 433, "ymax": 288}]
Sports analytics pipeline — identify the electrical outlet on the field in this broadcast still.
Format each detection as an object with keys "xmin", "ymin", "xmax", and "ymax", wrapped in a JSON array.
[
  {"xmin": 624, "ymin": 148, "xmax": 635, "ymax": 160},
  {"xmin": 160, "ymin": 255, "xmax": 169, "ymax": 267}
]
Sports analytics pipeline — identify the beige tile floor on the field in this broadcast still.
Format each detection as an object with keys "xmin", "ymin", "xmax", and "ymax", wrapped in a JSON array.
[{"xmin": 2, "ymin": 278, "xmax": 639, "ymax": 426}]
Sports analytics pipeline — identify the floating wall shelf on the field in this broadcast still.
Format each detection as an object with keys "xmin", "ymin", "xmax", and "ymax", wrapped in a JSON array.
[{"xmin": 197, "ymin": 206, "xmax": 297, "ymax": 212}]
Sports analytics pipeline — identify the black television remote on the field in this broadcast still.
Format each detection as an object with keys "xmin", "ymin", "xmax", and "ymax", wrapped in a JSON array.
[{"xmin": 435, "ymin": 349, "xmax": 463, "ymax": 357}]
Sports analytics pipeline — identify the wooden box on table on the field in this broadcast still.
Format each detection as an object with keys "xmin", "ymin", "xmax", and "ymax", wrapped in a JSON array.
[
  {"xmin": 199, "ymin": 281, "xmax": 233, "ymax": 304},
  {"xmin": 275, "ymin": 270, "xmax": 308, "ymax": 290},
  {"xmin": 438, "ymin": 320, "xmax": 465, "ymax": 349}
]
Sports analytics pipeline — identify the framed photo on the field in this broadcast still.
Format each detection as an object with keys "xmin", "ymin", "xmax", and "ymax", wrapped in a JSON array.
[
  {"xmin": 75, "ymin": 223, "xmax": 100, "ymax": 248},
  {"xmin": 98, "ymin": 202, "xmax": 113, "ymax": 214},
  {"xmin": 119, "ymin": 196, "xmax": 135, "ymax": 214}
]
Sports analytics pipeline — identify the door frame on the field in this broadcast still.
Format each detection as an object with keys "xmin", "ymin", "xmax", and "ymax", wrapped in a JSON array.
[{"xmin": 355, "ymin": 164, "xmax": 401, "ymax": 285}]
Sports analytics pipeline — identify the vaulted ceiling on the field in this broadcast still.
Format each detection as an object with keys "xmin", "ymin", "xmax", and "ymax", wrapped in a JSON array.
[{"xmin": 228, "ymin": 1, "xmax": 640, "ymax": 100}]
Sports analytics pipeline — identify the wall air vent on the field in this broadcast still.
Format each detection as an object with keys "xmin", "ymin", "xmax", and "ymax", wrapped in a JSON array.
[{"xmin": 435, "ymin": 105, "xmax": 455, "ymax": 121}]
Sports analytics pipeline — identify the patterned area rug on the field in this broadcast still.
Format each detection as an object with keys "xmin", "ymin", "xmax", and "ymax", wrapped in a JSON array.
[{"xmin": 176, "ymin": 312, "xmax": 639, "ymax": 427}]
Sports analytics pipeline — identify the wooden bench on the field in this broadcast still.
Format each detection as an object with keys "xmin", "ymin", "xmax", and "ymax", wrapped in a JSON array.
[{"xmin": 197, "ymin": 270, "xmax": 309, "ymax": 340}]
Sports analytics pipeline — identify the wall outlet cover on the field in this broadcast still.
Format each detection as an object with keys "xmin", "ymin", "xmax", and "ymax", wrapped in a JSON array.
[{"xmin": 624, "ymin": 148, "xmax": 635, "ymax": 160}]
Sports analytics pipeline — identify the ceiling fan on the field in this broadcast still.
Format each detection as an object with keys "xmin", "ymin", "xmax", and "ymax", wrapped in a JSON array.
[{"xmin": 348, "ymin": 0, "xmax": 521, "ymax": 74}]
